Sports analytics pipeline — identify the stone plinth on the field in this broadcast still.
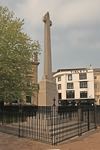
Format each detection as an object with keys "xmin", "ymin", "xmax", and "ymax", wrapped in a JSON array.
[{"xmin": 38, "ymin": 79, "xmax": 58, "ymax": 106}]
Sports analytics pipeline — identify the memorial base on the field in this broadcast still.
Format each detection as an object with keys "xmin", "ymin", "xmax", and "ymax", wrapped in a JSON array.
[{"xmin": 38, "ymin": 79, "xmax": 58, "ymax": 106}]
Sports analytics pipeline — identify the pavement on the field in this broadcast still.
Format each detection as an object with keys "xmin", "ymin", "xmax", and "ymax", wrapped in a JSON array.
[{"xmin": 0, "ymin": 128, "xmax": 100, "ymax": 150}]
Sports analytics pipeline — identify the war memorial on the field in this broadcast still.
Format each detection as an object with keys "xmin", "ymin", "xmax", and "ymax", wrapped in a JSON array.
[
  {"xmin": 38, "ymin": 12, "xmax": 58, "ymax": 106},
  {"xmin": 0, "ymin": 12, "xmax": 99, "ymax": 145}
]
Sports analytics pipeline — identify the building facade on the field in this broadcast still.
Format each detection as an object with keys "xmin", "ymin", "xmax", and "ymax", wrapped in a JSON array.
[
  {"xmin": 94, "ymin": 68, "xmax": 100, "ymax": 105},
  {"xmin": 25, "ymin": 53, "xmax": 39, "ymax": 105},
  {"xmin": 53, "ymin": 67, "xmax": 100, "ymax": 105}
]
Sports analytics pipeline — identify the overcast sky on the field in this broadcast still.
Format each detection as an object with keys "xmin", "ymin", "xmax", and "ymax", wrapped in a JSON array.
[{"xmin": 0, "ymin": 0, "xmax": 100, "ymax": 80}]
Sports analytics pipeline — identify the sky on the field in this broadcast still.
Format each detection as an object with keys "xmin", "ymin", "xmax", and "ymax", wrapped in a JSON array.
[{"xmin": 0, "ymin": 0, "xmax": 100, "ymax": 80}]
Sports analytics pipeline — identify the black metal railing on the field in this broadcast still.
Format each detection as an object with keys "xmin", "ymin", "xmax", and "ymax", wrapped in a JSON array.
[{"xmin": 0, "ymin": 104, "xmax": 99, "ymax": 145}]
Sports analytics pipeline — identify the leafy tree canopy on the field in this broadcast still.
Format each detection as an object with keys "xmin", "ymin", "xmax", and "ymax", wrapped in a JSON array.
[{"xmin": 0, "ymin": 6, "xmax": 40, "ymax": 103}]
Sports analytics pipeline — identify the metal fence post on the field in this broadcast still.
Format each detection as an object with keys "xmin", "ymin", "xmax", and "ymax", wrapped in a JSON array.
[
  {"xmin": 18, "ymin": 103, "xmax": 22, "ymax": 137},
  {"xmin": 52, "ymin": 98, "xmax": 56, "ymax": 145},
  {"xmin": 87, "ymin": 108, "xmax": 90, "ymax": 131},
  {"xmin": 0, "ymin": 101, "xmax": 4, "ymax": 125},
  {"xmin": 78, "ymin": 106, "xmax": 82, "ymax": 136},
  {"xmin": 94, "ymin": 104, "xmax": 97, "ymax": 129},
  {"xmin": 1, "ymin": 106, "xmax": 4, "ymax": 125}
]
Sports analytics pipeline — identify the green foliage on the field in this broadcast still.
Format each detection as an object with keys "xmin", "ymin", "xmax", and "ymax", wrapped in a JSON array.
[{"xmin": 0, "ymin": 6, "xmax": 40, "ymax": 102}]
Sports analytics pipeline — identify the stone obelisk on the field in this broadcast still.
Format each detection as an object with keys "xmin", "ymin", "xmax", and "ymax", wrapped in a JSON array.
[{"xmin": 38, "ymin": 12, "xmax": 58, "ymax": 106}]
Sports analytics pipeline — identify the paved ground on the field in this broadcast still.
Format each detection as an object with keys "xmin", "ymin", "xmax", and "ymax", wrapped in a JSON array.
[{"xmin": 0, "ymin": 128, "xmax": 100, "ymax": 150}]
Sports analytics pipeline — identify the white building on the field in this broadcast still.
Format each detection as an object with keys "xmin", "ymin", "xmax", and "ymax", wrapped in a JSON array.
[{"xmin": 53, "ymin": 67, "xmax": 100, "ymax": 105}]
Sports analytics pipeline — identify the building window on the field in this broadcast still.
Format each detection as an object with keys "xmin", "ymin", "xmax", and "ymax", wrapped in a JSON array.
[
  {"xmin": 58, "ymin": 84, "xmax": 61, "ymax": 90},
  {"xmin": 26, "ymin": 96, "xmax": 31, "ymax": 103},
  {"xmin": 80, "ymin": 81, "xmax": 88, "ymax": 88},
  {"xmin": 79, "ymin": 73, "xmax": 87, "ymax": 80},
  {"xmin": 80, "ymin": 91, "xmax": 87, "ymax": 98},
  {"xmin": 67, "ymin": 83, "xmax": 74, "ymax": 89},
  {"xmin": 58, "ymin": 93, "xmax": 62, "ymax": 99},
  {"xmin": 66, "ymin": 90, "xmax": 75, "ymax": 98},
  {"xmin": 68, "ymin": 74, "xmax": 72, "ymax": 80},
  {"xmin": 94, "ymin": 76, "xmax": 97, "ymax": 79},
  {"xmin": 58, "ymin": 76, "xmax": 61, "ymax": 81}
]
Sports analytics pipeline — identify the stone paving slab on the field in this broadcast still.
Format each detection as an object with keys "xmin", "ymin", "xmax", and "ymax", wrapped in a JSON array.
[{"xmin": 0, "ymin": 128, "xmax": 100, "ymax": 150}]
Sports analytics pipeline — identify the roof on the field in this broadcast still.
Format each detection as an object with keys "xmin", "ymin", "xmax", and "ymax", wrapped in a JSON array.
[
  {"xmin": 57, "ymin": 68, "xmax": 86, "ymax": 72},
  {"xmin": 54, "ymin": 68, "xmax": 88, "ymax": 74},
  {"xmin": 53, "ymin": 67, "xmax": 100, "ymax": 74},
  {"xmin": 93, "ymin": 68, "xmax": 100, "ymax": 72}
]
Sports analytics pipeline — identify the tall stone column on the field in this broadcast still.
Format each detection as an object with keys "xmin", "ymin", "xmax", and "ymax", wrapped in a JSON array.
[
  {"xmin": 38, "ymin": 12, "xmax": 58, "ymax": 106},
  {"xmin": 43, "ymin": 12, "xmax": 52, "ymax": 80}
]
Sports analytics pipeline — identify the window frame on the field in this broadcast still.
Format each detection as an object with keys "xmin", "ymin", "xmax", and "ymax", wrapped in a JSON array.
[
  {"xmin": 58, "ymin": 93, "xmax": 62, "ymax": 99},
  {"xmin": 80, "ymin": 91, "xmax": 88, "ymax": 98},
  {"xmin": 66, "ymin": 90, "xmax": 75, "ymax": 98},
  {"xmin": 58, "ymin": 84, "xmax": 61, "ymax": 90},
  {"xmin": 79, "ymin": 73, "xmax": 87, "ymax": 80},
  {"xmin": 58, "ymin": 76, "xmax": 61, "ymax": 82},
  {"xmin": 68, "ymin": 74, "xmax": 72, "ymax": 81},
  {"xmin": 67, "ymin": 82, "xmax": 74, "ymax": 89},
  {"xmin": 26, "ymin": 96, "xmax": 31, "ymax": 103},
  {"xmin": 80, "ymin": 81, "xmax": 88, "ymax": 88}
]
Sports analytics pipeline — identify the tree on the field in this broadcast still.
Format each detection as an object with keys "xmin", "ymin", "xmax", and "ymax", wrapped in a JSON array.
[{"xmin": 0, "ymin": 6, "xmax": 40, "ymax": 103}]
